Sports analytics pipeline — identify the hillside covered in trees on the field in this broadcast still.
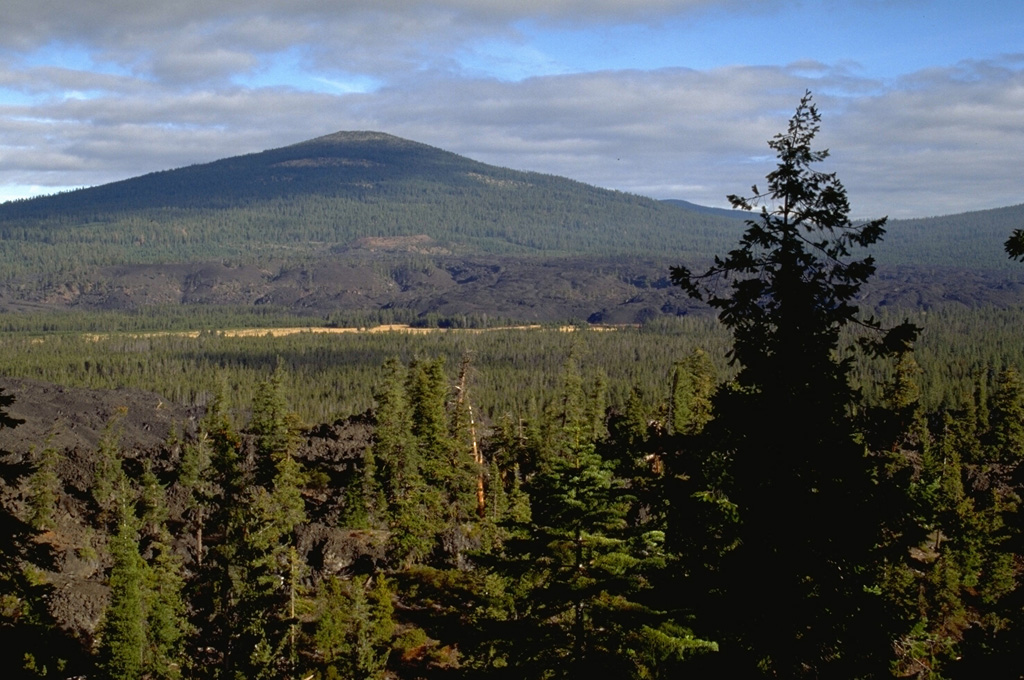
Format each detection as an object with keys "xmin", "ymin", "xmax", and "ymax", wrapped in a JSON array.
[
  {"xmin": 1, "ymin": 128, "xmax": 1022, "ymax": 324},
  {"xmin": 1, "ymin": 93, "xmax": 1024, "ymax": 680}
]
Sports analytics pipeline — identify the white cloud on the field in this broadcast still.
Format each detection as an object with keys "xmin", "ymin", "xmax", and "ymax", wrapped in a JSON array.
[{"xmin": 0, "ymin": 2, "xmax": 1021, "ymax": 218}]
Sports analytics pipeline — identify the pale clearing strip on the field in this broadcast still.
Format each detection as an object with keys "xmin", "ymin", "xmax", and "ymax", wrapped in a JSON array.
[{"xmin": 80, "ymin": 323, "xmax": 624, "ymax": 342}]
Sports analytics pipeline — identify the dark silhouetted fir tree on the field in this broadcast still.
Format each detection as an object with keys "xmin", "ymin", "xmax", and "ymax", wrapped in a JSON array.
[{"xmin": 670, "ymin": 92, "xmax": 917, "ymax": 678}]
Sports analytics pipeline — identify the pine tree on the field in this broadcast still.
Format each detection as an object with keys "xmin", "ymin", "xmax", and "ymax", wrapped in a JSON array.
[
  {"xmin": 249, "ymin": 363, "xmax": 294, "ymax": 484},
  {"xmin": 587, "ymin": 371, "xmax": 609, "ymax": 443},
  {"xmin": 138, "ymin": 461, "xmax": 169, "ymax": 538},
  {"xmin": 92, "ymin": 410, "xmax": 128, "ymax": 527},
  {"xmin": 869, "ymin": 356, "xmax": 972, "ymax": 676},
  {"xmin": 371, "ymin": 358, "xmax": 446, "ymax": 567},
  {"xmin": 495, "ymin": 439, "xmax": 714, "ymax": 678},
  {"xmin": 190, "ymin": 382, "xmax": 244, "ymax": 678},
  {"xmin": 984, "ymin": 367, "xmax": 1024, "ymax": 465},
  {"xmin": 340, "ymin": 446, "xmax": 385, "ymax": 529},
  {"xmin": 98, "ymin": 512, "xmax": 146, "ymax": 680},
  {"xmin": 538, "ymin": 349, "xmax": 590, "ymax": 470},
  {"xmin": 197, "ymin": 373, "xmax": 308, "ymax": 680},
  {"xmin": 407, "ymin": 358, "xmax": 451, "ymax": 464},
  {"xmin": 670, "ymin": 348, "xmax": 716, "ymax": 436},
  {"xmin": 485, "ymin": 412, "xmax": 533, "ymax": 536},
  {"xmin": 372, "ymin": 358, "xmax": 417, "ymax": 510},
  {"xmin": 670, "ymin": 92, "xmax": 916, "ymax": 677},
  {"xmin": 231, "ymin": 371, "xmax": 308, "ymax": 679},
  {"xmin": 27, "ymin": 443, "xmax": 60, "ymax": 531},
  {"xmin": 180, "ymin": 429, "xmax": 215, "ymax": 568},
  {"xmin": 315, "ymin": 575, "xmax": 394, "ymax": 680},
  {"xmin": 622, "ymin": 386, "xmax": 649, "ymax": 447},
  {"xmin": 143, "ymin": 532, "xmax": 190, "ymax": 680}
]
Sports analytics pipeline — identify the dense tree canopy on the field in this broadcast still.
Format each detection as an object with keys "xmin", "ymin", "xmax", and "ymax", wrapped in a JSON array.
[{"xmin": 1, "ymin": 94, "xmax": 1024, "ymax": 680}]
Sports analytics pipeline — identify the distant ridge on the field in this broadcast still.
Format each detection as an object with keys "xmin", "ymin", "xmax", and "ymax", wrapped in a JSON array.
[
  {"xmin": 0, "ymin": 131, "xmax": 1022, "ymax": 321},
  {"xmin": 0, "ymin": 130, "xmax": 747, "ymax": 263},
  {"xmin": 0, "ymin": 131, "xmax": 480, "ymax": 217},
  {"xmin": 662, "ymin": 198, "xmax": 750, "ymax": 220}
]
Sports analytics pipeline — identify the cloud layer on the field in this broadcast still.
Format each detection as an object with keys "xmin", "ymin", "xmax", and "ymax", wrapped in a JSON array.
[{"xmin": 1, "ymin": 1, "xmax": 1021, "ymax": 218}]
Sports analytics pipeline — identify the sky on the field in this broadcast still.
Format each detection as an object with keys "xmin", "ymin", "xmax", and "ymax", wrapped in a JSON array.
[{"xmin": 0, "ymin": 0, "xmax": 1022, "ymax": 219}]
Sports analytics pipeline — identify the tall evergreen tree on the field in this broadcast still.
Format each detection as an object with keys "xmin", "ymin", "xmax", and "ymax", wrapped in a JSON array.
[
  {"xmin": 315, "ymin": 575, "xmax": 394, "ymax": 680},
  {"xmin": 249, "ymin": 363, "xmax": 294, "ymax": 484},
  {"xmin": 670, "ymin": 348, "xmax": 716, "ymax": 436},
  {"xmin": 586, "ymin": 371, "xmax": 609, "ymax": 443},
  {"xmin": 190, "ymin": 381, "xmax": 244, "ymax": 678},
  {"xmin": 538, "ymin": 348, "xmax": 590, "ymax": 470},
  {"xmin": 984, "ymin": 367, "xmax": 1024, "ymax": 465},
  {"xmin": 27, "ymin": 443, "xmax": 60, "ymax": 532},
  {"xmin": 234, "ymin": 371, "xmax": 308, "ymax": 679},
  {"xmin": 495, "ymin": 438, "xmax": 714, "ymax": 678},
  {"xmin": 143, "ymin": 535, "xmax": 190, "ymax": 680},
  {"xmin": 98, "ymin": 510, "xmax": 146, "ymax": 680},
  {"xmin": 92, "ymin": 410, "xmax": 129, "ymax": 528},
  {"xmin": 372, "ymin": 358, "xmax": 417, "ymax": 510},
  {"xmin": 195, "ymin": 372, "xmax": 308, "ymax": 679},
  {"xmin": 670, "ymin": 92, "xmax": 917, "ymax": 677}
]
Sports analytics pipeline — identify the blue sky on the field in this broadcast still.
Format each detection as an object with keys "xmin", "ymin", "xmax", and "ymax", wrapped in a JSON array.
[{"xmin": 1, "ymin": 0, "xmax": 1022, "ymax": 217}]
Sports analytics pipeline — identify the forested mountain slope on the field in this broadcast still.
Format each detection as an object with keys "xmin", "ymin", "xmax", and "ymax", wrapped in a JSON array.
[
  {"xmin": 0, "ymin": 131, "xmax": 744, "ymax": 267},
  {"xmin": 0, "ymin": 131, "xmax": 1021, "ymax": 322},
  {"xmin": 3, "ymin": 96, "xmax": 1024, "ymax": 680},
  {"xmin": 880, "ymin": 203, "xmax": 1024, "ymax": 269}
]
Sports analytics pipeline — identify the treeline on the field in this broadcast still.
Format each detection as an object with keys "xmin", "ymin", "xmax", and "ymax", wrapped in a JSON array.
[
  {"xmin": 0, "ymin": 132, "xmax": 746, "ymax": 282},
  {"xmin": 3, "ymin": 94, "xmax": 1024, "ymax": 679},
  {"xmin": 0, "ymin": 305, "xmax": 518, "ymax": 336},
  {"xmin": 878, "ymin": 204, "xmax": 1024, "ymax": 271},
  {"xmin": 2, "ymin": 127, "xmax": 1019, "ymax": 285},
  {"xmin": 0, "ymin": 319, "xmax": 732, "ymax": 424},
  {"xmin": 2, "ymin": 306, "xmax": 1023, "ymax": 424},
  {"xmin": 2, "ymin": 337, "xmax": 1023, "ymax": 678}
]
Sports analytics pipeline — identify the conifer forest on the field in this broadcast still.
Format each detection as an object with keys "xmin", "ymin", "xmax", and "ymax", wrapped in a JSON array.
[{"xmin": 2, "ymin": 94, "xmax": 1024, "ymax": 679}]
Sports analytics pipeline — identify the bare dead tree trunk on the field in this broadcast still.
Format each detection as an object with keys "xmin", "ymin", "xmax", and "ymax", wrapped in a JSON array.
[{"xmin": 457, "ymin": 354, "xmax": 486, "ymax": 518}]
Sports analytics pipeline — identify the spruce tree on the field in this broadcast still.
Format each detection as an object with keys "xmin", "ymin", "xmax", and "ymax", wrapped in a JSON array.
[
  {"xmin": 143, "ymin": 535, "xmax": 190, "ymax": 680},
  {"xmin": 249, "ymin": 363, "xmax": 294, "ymax": 484},
  {"xmin": 92, "ymin": 410, "xmax": 128, "ymax": 527},
  {"xmin": 984, "ymin": 367, "xmax": 1024, "ymax": 464},
  {"xmin": 586, "ymin": 371, "xmax": 609, "ymax": 443},
  {"xmin": 197, "ymin": 372, "xmax": 308, "ymax": 679},
  {"xmin": 180, "ymin": 429, "xmax": 215, "ymax": 568},
  {"xmin": 234, "ymin": 370, "xmax": 308, "ymax": 679}
]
